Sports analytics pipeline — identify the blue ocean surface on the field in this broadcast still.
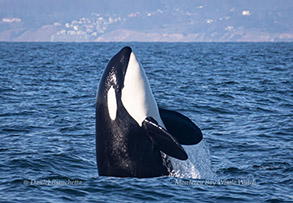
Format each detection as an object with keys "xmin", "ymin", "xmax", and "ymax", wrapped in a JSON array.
[{"xmin": 0, "ymin": 42, "xmax": 292, "ymax": 202}]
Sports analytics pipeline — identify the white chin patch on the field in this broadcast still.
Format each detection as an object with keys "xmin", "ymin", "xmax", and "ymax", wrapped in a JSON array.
[
  {"xmin": 121, "ymin": 52, "xmax": 164, "ymax": 127},
  {"xmin": 107, "ymin": 86, "xmax": 117, "ymax": 120}
]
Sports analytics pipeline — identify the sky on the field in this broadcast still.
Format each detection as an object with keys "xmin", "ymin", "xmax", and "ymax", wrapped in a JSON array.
[{"xmin": 0, "ymin": 0, "xmax": 292, "ymax": 42}]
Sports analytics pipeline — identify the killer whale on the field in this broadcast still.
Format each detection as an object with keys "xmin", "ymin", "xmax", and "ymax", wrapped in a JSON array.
[{"xmin": 96, "ymin": 46, "xmax": 202, "ymax": 178}]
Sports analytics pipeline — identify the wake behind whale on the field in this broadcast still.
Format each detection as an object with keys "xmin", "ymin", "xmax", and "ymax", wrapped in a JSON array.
[{"xmin": 96, "ymin": 46, "xmax": 203, "ymax": 178}]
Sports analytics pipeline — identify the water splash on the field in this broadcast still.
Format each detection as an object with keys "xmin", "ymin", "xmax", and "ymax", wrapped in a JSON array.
[{"xmin": 169, "ymin": 139, "xmax": 215, "ymax": 179}]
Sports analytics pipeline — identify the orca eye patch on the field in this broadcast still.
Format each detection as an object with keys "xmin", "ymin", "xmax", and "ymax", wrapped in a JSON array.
[{"xmin": 107, "ymin": 86, "xmax": 117, "ymax": 120}]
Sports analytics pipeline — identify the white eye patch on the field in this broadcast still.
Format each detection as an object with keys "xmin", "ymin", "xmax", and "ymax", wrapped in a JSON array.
[{"xmin": 107, "ymin": 86, "xmax": 117, "ymax": 120}]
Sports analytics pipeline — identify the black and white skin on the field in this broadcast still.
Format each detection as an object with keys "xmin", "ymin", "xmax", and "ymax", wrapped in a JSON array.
[{"xmin": 96, "ymin": 47, "xmax": 203, "ymax": 178}]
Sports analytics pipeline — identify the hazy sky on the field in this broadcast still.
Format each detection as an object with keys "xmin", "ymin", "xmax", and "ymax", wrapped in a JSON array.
[
  {"xmin": 0, "ymin": 0, "xmax": 292, "ymax": 41},
  {"xmin": 1, "ymin": 0, "xmax": 292, "ymax": 24}
]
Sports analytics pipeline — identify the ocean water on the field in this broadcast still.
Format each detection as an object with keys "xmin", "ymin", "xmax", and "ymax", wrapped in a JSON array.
[{"xmin": 0, "ymin": 42, "xmax": 292, "ymax": 202}]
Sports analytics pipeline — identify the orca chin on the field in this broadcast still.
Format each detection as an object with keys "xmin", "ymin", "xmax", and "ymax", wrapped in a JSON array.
[{"xmin": 95, "ymin": 46, "xmax": 203, "ymax": 178}]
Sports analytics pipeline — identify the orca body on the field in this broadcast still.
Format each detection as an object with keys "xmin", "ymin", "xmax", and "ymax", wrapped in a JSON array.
[{"xmin": 96, "ymin": 47, "xmax": 203, "ymax": 178}]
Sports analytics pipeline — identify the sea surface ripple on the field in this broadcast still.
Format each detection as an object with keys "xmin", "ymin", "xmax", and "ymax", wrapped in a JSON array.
[{"xmin": 0, "ymin": 42, "xmax": 292, "ymax": 202}]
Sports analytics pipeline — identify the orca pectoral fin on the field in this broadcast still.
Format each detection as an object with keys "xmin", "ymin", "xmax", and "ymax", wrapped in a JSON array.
[
  {"xmin": 159, "ymin": 108, "xmax": 203, "ymax": 145},
  {"xmin": 142, "ymin": 117, "xmax": 188, "ymax": 160}
]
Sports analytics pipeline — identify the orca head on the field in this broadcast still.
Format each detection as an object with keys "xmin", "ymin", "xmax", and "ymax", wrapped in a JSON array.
[
  {"xmin": 97, "ymin": 46, "xmax": 163, "ymax": 127},
  {"xmin": 97, "ymin": 46, "xmax": 131, "ymax": 97},
  {"xmin": 97, "ymin": 46, "xmax": 191, "ymax": 161}
]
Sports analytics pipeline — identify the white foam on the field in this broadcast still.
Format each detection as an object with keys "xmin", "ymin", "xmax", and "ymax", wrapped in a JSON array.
[{"xmin": 169, "ymin": 140, "xmax": 215, "ymax": 179}]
